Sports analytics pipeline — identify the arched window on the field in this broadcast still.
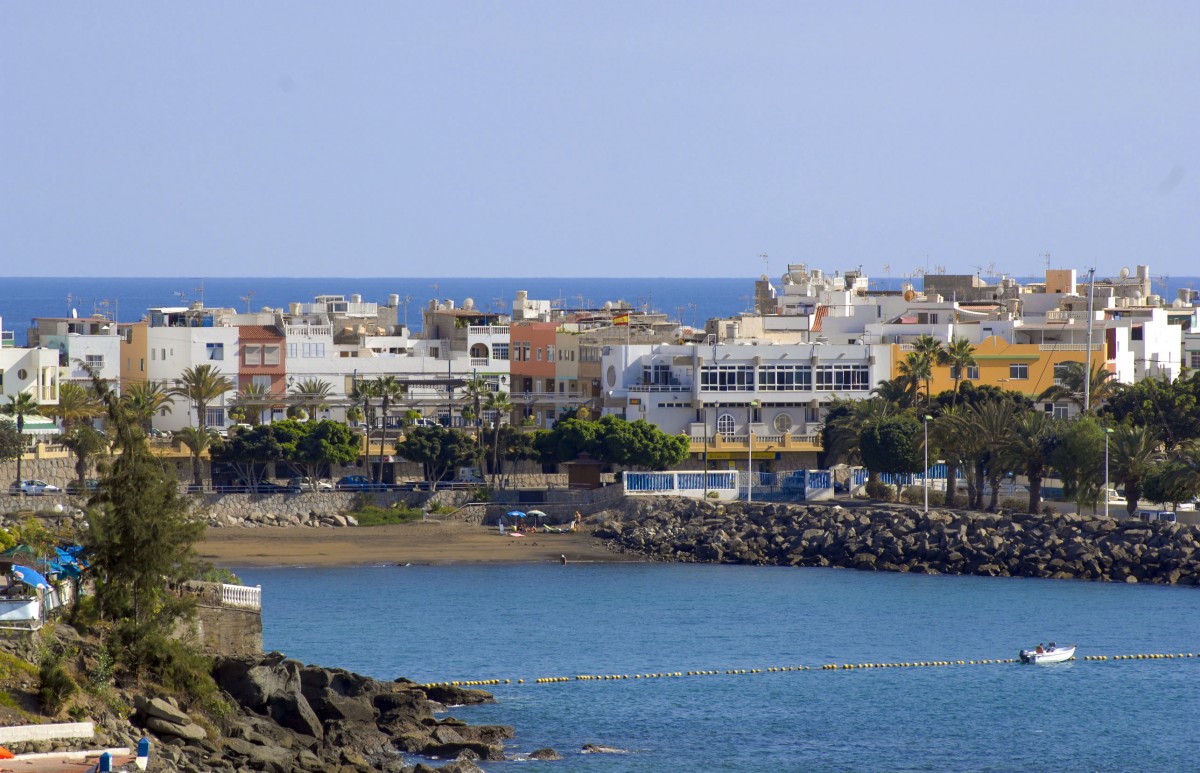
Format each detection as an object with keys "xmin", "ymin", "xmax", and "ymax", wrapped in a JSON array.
[
  {"xmin": 717, "ymin": 413, "xmax": 736, "ymax": 440},
  {"xmin": 470, "ymin": 343, "xmax": 489, "ymax": 359}
]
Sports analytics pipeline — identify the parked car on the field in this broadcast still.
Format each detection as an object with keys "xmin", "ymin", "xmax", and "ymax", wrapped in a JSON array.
[
  {"xmin": 66, "ymin": 478, "xmax": 101, "ymax": 495},
  {"xmin": 246, "ymin": 481, "xmax": 292, "ymax": 494},
  {"xmin": 9, "ymin": 479, "xmax": 63, "ymax": 496},
  {"xmin": 287, "ymin": 477, "xmax": 335, "ymax": 493},
  {"xmin": 336, "ymin": 475, "xmax": 389, "ymax": 491}
]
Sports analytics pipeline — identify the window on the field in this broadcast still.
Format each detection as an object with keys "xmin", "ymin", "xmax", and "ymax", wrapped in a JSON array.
[
  {"xmin": 493, "ymin": 343, "xmax": 510, "ymax": 361},
  {"xmin": 642, "ymin": 363, "xmax": 672, "ymax": 386},
  {"xmin": 773, "ymin": 413, "xmax": 794, "ymax": 433},
  {"xmin": 536, "ymin": 347, "xmax": 542, "ymax": 361},
  {"xmin": 205, "ymin": 407, "xmax": 226, "ymax": 427},
  {"xmin": 288, "ymin": 343, "xmax": 297, "ymax": 358},
  {"xmin": 84, "ymin": 354, "xmax": 105, "ymax": 370},
  {"xmin": 1010, "ymin": 363, "xmax": 1029, "ymax": 380},
  {"xmin": 758, "ymin": 365, "xmax": 813, "ymax": 391},
  {"xmin": 699, "ymin": 365, "xmax": 756, "ymax": 391},
  {"xmin": 814, "ymin": 365, "xmax": 870, "ymax": 391},
  {"xmin": 522, "ymin": 343, "xmax": 531, "ymax": 362},
  {"xmin": 243, "ymin": 344, "xmax": 261, "ymax": 366},
  {"xmin": 206, "ymin": 343, "xmax": 224, "ymax": 361},
  {"xmin": 805, "ymin": 405, "xmax": 820, "ymax": 423},
  {"xmin": 547, "ymin": 345, "xmax": 555, "ymax": 362},
  {"xmin": 303, "ymin": 342, "xmax": 326, "ymax": 358},
  {"xmin": 717, "ymin": 413, "xmax": 736, "ymax": 439},
  {"xmin": 1191, "ymin": 352, "xmax": 1200, "ymax": 370},
  {"xmin": 1131, "ymin": 326, "xmax": 1144, "ymax": 341},
  {"xmin": 1044, "ymin": 402, "xmax": 1068, "ymax": 419},
  {"xmin": 966, "ymin": 365, "xmax": 979, "ymax": 380},
  {"xmin": 263, "ymin": 345, "xmax": 280, "ymax": 366},
  {"xmin": 252, "ymin": 375, "xmax": 272, "ymax": 390}
]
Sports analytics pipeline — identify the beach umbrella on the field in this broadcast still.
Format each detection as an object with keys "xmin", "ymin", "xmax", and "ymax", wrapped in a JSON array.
[
  {"xmin": 526, "ymin": 510, "xmax": 548, "ymax": 528},
  {"xmin": 11, "ymin": 564, "xmax": 50, "ymax": 590},
  {"xmin": 505, "ymin": 510, "xmax": 526, "ymax": 519}
]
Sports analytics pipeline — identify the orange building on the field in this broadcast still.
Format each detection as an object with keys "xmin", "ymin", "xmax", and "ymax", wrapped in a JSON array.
[{"xmin": 890, "ymin": 336, "xmax": 1110, "ymax": 405}]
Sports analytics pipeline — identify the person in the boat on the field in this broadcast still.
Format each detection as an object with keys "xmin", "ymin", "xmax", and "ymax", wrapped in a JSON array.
[
  {"xmin": 1035, "ymin": 643, "xmax": 1044, "ymax": 654},
  {"xmin": 1047, "ymin": 642, "xmax": 1056, "ymax": 651}
]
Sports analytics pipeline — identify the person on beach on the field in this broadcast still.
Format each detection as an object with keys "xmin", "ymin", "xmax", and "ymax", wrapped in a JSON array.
[{"xmin": 560, "ymin": 554, "xmax": 567, "ymax": 565}]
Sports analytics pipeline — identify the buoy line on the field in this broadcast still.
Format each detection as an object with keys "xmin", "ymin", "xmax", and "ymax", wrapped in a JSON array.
[{"xmin": 417, "ymin": 652, "xmax": 1200, "ymax": 689}]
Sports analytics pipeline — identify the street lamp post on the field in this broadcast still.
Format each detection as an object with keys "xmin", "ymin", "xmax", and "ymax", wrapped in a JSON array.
[
  {"xmin": 747, "ymin": 399, "xmax": 760, "ymax": 502},
  {"xmin": 1104, "ymin": 427, "xmax": 1113, "ymax": 519},
  {"xmin": 923, "ymin": 415, "xmax": 932, "ymax": 513}
]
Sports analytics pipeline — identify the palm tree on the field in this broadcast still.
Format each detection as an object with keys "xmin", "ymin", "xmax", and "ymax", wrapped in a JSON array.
[
  {"xmin": 972, "ymin": 400, "xmax": 1018, "ymax": 511},
  {"xmin": 484, "ymin": 389, "xmax": 512, "ymax": 487},
  {"xmin": 929, "ymin": 407, "xmax": 967, "ymax": 507},
  {"xmin": 290, "ymin": 378, "xmax": 334, "ymax": 420},
  {"xmin": 120, "ymin": 380, "xmax": 173, "ymax": 433},
  {"xmin": 1037, "ymin": 361, "xmax": 1120, "ymax": 413},
  {"xmin": 1001, "ymin": 410, "xmax": 1052, "ymax": 514},
  {"xmin": 2, "ymin": 392, "xmax": 41, "ymax": 489},
  {"xmin": 897, "ymin": 352, "xmax": 932, "ymax": 407},
  {"xmin": 373, "ymin": 376, "xmax": 406, "ymax": 484},
  {"xmin": 175, "ymin": 426, "xmax": 216, "ymax": 489},
  {"xmin": 170, "ymin": 365, "xmax": 234, "ymax": 430},
  {"xmin": 1109, "ymin": 424, "xmax": 1162, "ymax": 515},
  {"xmin": 45, "ymin": 381, "xmax": 102, "ymax": 430},
  {"xmin": 871, "ymin": 378, "xmax": 916, "ymax": 409},
  {"xmin": 911, "ymin": 335, "xmax": 944, "ymax": 402},
  {"xmin": 61, "ymin": 424, "xmax": 107, "ymax": 491},
  {"xmin": 939, "ymin": 337, "xmax": 977, "ymax": 408},
  {"xmin": 821, "ymin": 397, "xmax": 895, "ymax": 481},
  {"xmin": 232, "ymin": 382, "xmax": 272, "ymax": 425}
]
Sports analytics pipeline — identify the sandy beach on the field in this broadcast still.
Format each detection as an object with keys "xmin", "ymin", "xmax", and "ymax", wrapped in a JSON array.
[{"xmin": 198, "ymin": 521, "xmax": 641, "ymax": 568}]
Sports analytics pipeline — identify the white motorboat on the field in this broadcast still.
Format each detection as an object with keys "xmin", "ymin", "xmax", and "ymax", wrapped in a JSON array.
[{"xmin": 1019, "ymin": 644, "xmax": 1076, "ymax": 664}]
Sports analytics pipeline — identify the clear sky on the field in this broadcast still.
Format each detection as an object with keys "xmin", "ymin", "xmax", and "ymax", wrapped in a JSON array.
[{"xmin": 2, "ymin": 2, "xmax": 1197, "ymax": 279}]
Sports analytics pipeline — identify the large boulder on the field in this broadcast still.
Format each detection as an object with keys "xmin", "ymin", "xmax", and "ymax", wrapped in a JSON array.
[{"xmin": 213, "ymin": 652, "xmax": 324, "ymax": 739}]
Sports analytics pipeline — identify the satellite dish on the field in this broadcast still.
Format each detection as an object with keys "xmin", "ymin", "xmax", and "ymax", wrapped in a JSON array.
[
  {"xmin": 1119, "ymin": 267, "xmax": 1130, "ymax": 279},
  {"xmin": 904, "ymin": 289, "xmax": 915, "ymax": 302},
  {"xmin": 71, "ymin": 307, "xmax": 78, "ymax": 318}
]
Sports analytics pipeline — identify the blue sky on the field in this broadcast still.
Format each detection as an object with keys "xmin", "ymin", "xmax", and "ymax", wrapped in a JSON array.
[{"xmin": 1, "ymin": 2, "xmax": 1196, "ymax": 278}]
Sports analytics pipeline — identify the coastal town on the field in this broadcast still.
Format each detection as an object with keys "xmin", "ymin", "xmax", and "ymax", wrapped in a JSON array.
[{"xmin": 1, "ymin": 263, "xmax": 1199, "ymax": 512}]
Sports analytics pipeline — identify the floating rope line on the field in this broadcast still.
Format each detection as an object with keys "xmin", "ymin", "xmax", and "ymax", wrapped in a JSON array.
[{"xmin": 416, "ymin": 653, "xmax": 1199, "ymax": 689}]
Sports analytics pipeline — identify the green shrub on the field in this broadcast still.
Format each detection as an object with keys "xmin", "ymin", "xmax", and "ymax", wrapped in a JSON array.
[
  {"xmin": 1000, "ymin": 496, "xmax": 1028, "ymax": 512},
  {"xmin": 864, "ymin": 480, "xmax": 895, "ymax": 502},
  {"xmin": 38, "ymin": 656, "xmax": 77, "ymax": 715},
  {"xmin": 195, "ymin": 566, "xmax": 242, "ymax": 585},
  {"xmin": 349, "ymin": 504, "xmax": 424, "ymax": 527}
]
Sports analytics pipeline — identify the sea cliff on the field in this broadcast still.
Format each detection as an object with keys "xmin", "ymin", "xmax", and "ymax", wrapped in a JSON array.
[{"xmin": 592, "ymin": 498, "xmax": 1200, "ymax": 585}]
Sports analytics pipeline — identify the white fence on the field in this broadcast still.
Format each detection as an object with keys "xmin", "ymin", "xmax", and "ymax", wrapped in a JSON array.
[{"xmin": 221, "ymin": 583, "xmax": 262, "ymax": 610}]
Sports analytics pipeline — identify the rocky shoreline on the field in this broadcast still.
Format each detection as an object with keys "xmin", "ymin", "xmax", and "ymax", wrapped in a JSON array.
[
  {"xmin": 75, "ymin": 652, "xmax": 512, "ymax": 773},
  {"xmin": 592, "ymin": 498, "xmax": 1200, "ymax": 585}
]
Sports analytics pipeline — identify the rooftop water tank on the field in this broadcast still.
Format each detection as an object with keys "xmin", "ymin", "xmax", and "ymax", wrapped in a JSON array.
[
  {"xmin": 351, "ymin": 294, "xmax": 362, "ymax": 303},
  {"xmin": 388, "ymin": 294, "xmax": 399, "ymax": 307}
]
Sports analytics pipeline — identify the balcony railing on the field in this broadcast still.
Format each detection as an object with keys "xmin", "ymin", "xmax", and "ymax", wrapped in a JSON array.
[
  {"xmin": 512, "ymin": 390, "xmax": 585, "ymax": 402},
  {"xmin": 628, "ymin": 383, "xmax": 691, "ymax": 392},
  {"xmin": 1038, "ymin": 343, "xmax": 1103, "ymax": 351},
  {"xmin": 470, "ymin": 357, "xmax": 490, "ymax": 368},
  {"xmin": 468, "ymin": 325, "xmax": 510, "ymax": 336},
  {"xmin": 221, "ymin": 584, "xmax": 262, "ymax": 610},
  {"xmin": 285, "ymin": 325, "xmax": 333, "ymax": 338},
  {"xmin": 687, "ymin": 431, "xmax": 823, "ymax": 452}
]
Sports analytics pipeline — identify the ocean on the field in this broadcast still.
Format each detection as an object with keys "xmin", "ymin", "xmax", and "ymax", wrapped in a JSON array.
[
  {"xmin": 0, "ymin": 277, "xmax": 757, "ymax": 345},
  {"xmin": 237, "ymin": 562, "xmax": 1200, "ymax": 771}
]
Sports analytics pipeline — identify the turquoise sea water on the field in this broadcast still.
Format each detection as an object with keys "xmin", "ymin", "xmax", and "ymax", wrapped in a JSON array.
[{"xmin": 237, "ymin": 563, "xmax": 1200, "ymax": 771}]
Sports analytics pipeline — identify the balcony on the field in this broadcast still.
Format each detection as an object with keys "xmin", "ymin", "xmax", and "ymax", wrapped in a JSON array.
[
  {"xmin": 470, "ymin": 357, "xmax": 490, "ymax": 368},
  {"xmin": 511, "ymin": 390, "xmax": 585, "ymax": 402},
  {"xmin": 628, "ymin": 382, "xmax": 691, "ymax": 392},
  {"xmin": 1038, "ymin": 343, "xmax": 1104, "ymax": 351},
  {"xmin": 687, "ymin": 431, "xmax": 823, "ymax": 455},
  {"xmin": 285, "ymin": 325, "xmax": 333, "ymax": 338},
  {"xmin": 468, "ymin": 325, "xmax": 509, "ymax": 336}
]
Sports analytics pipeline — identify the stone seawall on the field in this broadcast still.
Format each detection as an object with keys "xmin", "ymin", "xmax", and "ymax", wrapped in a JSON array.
[{"xmin": 592, "ymin": 498, "xmax": 1200, "ymax": 586}]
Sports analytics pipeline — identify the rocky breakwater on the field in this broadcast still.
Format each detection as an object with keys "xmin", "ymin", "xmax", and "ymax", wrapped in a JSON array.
[
  {"xmin": 132, "ymin": 652, "xmax": 512, "ymax": 772},
  {"xmin": 592, "ymin": 498, "xmax": 1200, "ymax": 585}
]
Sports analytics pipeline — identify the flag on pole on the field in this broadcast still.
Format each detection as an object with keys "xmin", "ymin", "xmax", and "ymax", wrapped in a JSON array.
[{"xmin": 613, "ymin": 313, "xmax": 630, "ymax": 326}]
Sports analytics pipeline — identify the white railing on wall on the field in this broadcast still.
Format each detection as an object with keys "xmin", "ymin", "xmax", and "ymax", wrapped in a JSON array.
[{"xmin": 221, "ymin": 584, "xmax": 262, "ymax": 610}]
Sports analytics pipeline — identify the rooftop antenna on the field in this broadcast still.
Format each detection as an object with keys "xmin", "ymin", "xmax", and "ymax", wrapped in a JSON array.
[
  {"xmin": 986, "ymin": 262, "xmax": 996, "ymax": 281},
  {"xmin": 760, "ymin": 252, "xmax": 769, "ymax": 277},
  {"xmin": 1042, "ymin": 251, "xmax": 1051, "ymax": 272},
  {"xmin": 241, "ymin": 291, "xmax": 256, "ymax": 313}
]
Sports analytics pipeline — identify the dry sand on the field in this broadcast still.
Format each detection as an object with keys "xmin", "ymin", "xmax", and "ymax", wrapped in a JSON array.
[{"xmin": 198, "ymin": 521, "xmax": 641, "ymax": 568}]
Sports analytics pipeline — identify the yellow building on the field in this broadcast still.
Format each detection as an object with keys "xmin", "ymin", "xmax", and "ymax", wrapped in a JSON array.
[{"xmin": 890, "ymin": 337, "xmax": 1107, "ymax": 400}]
